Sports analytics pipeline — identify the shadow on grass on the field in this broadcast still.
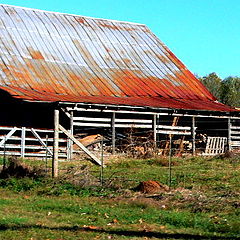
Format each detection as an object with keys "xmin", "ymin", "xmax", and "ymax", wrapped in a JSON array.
[{"xmin": 0, "ymin": 224, "xmax": 239, "ymax": 239}]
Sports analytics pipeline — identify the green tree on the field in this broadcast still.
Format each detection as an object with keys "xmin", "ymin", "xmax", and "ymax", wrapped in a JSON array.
[
  {"xmin": 199, "ymin": 72, "xmax": 222, "ymax": 100},
  {"xmin": 221, "ymin": 76, "xmax": 240, "ymax": 107}
]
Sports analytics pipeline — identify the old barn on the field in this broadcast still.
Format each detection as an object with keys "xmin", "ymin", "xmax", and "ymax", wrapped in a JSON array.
[{"xmin": 0, "ymin": 5, "xmax": 239, "ymax": 175}]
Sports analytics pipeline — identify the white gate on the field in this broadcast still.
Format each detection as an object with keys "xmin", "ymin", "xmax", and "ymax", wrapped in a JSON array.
[{"xmin": 0, "ymin": 126, "xmax": 67, "ymax": 158}]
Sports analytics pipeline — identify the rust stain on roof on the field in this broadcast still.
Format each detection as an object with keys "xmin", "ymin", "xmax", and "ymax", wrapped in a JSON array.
[
  {"xmin": 98, "ymin": 21, "xmax": 137, "ymax": 32},
  {"xmin": 29, "ymin": 49, "xmax": 45, "ymax": 60},
  {"xmin": 75, "ymin": 17, "xmax": 85, "ymax": 24},
  {"xmin": 0, "ymin": 5, "xmax": 237, "ymax": 112}
]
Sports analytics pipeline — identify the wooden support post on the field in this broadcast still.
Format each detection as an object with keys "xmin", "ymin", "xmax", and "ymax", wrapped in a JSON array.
[
  {"xmin": 21, "ymin": 127, "xmax": 26, "ymax": 158},
  {"xmin": 153, "ymin": 114, "xmax": 157, "ymax": 149},
  {"xmin": 176, "ymin": 135, "xmax": 185, "ymax": 157},
  {"xmin": 112, "ymin": 112, "xmax": 116, "ymax": 154},
  {"xmin": 53, "ymin": 109, "xmax": 59, "ymax": 178},
  {"xmin": 67, "ymin": 111, "xmax": 74, "ymax": 160},
  {"xmin": 228, "ymin": 118, "xmax": 231, "ymax": 151},
  {"xmin": 192, "ymin": 116, "xmax": 196, "ymax": 156}
]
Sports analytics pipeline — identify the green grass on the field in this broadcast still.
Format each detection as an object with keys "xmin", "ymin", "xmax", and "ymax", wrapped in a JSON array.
[{"xmin": 0, "ymin": 155, "xmax": 239, "ymax": 239}]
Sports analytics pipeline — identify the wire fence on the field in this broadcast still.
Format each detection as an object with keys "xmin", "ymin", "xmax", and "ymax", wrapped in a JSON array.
[{"xmin": 0, "ymin": 115, "xmax": 239, "ymax": 185}]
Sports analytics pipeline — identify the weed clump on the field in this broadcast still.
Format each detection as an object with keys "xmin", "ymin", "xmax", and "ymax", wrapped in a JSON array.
[{"xmin": 0, "ymin": 157, "xmax": 45, "ymax": 179}]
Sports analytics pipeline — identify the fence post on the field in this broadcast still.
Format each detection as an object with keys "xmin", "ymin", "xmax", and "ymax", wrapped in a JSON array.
[
  {"xmin": 45, "ymin": 135, "xmax": 48, "ymax": 172},
  {"xmin": 21, "ymin": 127, "xmax": 26, "ymax": 158},
  {"xmin": 53, "ymin": 109, "xmax": 59, "ymax": 178},
  {"xmin": 112, "ymin": 112, "xmax": 116, "ymax": 154},
  {"xmin": 192, "ymin": 116, "xmax": 196, "ymax": 156},
  {"xmin": 3, "ymin": 136, "xmax": 6, "ymax": 170},
  {"xmin": 227, "ymin": 118, "xmax": 231, "ymax": 151},
  {"xmin": 168, "ymin": 134, "xmax": 172, "ymax": 187},
  {"xmin": 67, "ymin": 111, "xmax": 74, "ymax": 160},
  {"xmin": 100, "ymin": 137, "xmax": 104, "ymax": 186},
  {"xmin": 153, "ymin": 114, "xmax": 157, "ymax": 149}
]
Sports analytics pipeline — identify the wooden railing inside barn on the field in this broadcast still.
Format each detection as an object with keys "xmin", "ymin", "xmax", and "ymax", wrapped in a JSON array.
[{"xmin": 229, "ymin": 124, "xmax": 240, "ymax": 150}]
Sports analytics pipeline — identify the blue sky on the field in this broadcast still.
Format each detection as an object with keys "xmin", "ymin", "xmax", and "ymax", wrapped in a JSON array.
[{"xmin": 1, "ymin": 0, "xmax": 240, "ymax": 79}]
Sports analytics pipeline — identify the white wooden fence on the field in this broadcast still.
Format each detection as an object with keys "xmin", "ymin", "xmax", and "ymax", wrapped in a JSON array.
[{"xmin": 0, "ymin": 126, "xmax": 67, "ymax": 158}]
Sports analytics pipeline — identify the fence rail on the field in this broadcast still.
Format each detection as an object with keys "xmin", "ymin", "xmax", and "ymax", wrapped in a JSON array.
[{"xmin": 230, "ymin": 124, "xmax": 240, "ymax": 149}]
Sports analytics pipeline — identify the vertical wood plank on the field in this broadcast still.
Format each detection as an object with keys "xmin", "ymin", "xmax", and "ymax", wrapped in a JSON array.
[
  {"xmin": 70, "ymin": 110, "xmax": 74, "ymax": 159},
  {"xmin": 112, "ymin": 112, "xmax": 116, "ymax": 154},
  {"xmin": 209, "ymin": 138, "xmax": 214, "ymax": 155},
  {"xmin": 221, "ymin": 137, "xmax": 225, "ymax": 153},
  {"xmin": 218, "ymin": 137, "xmax": 221, "ymax": 153},
  {"xmin": 224, "ymin": 137, "xmax": 227, "ymax": 152},
  {"xmin": 192, "ymin": 116, "xmax": 196, "ymax": 156},
  {"xmin": 228, "ymin": 118, "xmax": 231, "ymax": 151},
  {"xmin": 153, "ymin": 114, "xmax": 157, "ymax": 149},
  {"xmin": 205, "ymin": 138, "xmax": 210, "ymax": 154},
  {"xmin": 216, "ymin": 137, "xmax": 220, "ymax": 154},
  {"xmin": 21, "ymin": 127, "xmax": 26, "ymax": 158},
  {"xmin": 53, "ymin": 109, "xmax": 59, "ymax": 178},
  {"xmin": 67, "ymin": 111, "xmax": 74, "ymax": 160}
]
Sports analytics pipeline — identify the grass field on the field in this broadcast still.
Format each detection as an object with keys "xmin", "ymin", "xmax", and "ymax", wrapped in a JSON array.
[{"xmin": 0, "ymin": 155, "xmax": 240, "ymax": 239}]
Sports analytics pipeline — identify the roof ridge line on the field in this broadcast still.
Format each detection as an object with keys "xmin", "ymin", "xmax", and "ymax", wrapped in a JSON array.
[{"xmin": 0, "ymin": 4, "xmax": 146, "ymax": 26}]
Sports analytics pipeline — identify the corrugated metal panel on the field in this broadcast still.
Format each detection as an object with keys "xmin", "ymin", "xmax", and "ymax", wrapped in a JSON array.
[{"xmin": 0, "ymin": 5, "xmax": 236, "ymax": 112}]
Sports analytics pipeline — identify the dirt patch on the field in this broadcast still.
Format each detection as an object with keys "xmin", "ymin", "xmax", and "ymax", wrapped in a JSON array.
[
  {"xmin": 218, "ymin": 148, "xmax": 240, "ymax": 159},
  {"xmin": 133, "ymin": 180, "xmax": 169, "ymax": 194}
]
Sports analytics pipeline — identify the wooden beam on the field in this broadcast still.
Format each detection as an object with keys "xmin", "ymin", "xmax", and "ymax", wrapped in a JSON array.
[
  {"xmin": 176, "ymin": 135, "xmax": 185, "ymax": 157},
  {"xmin": 112, "ymin": 112, "xmax": 116, "ymax": 154},
  {"xmin": 65, "ymin": 106, "xmax": 240, "ymax": 119},
  {"xmin": 53, "ymin": 109, "xmax": 59, "ymax": 178},
  {"xmin": 73, "ymin": 122, "xmax": 152, "ymax": 128},
  {"xmin": 230, "ymin": 126, "xmax": 240, "ymax": 129},
  {"xmin": 73, "ymin": 117, "xmax": 152, "ymax": 123},
  {"xmin": 59, "ymin": 124, "xmax": 102, "ymax": 166},
  {"xmin": 158, "ymin": 125, "xmax": 191, "ymax": 130},
  {"xmin": 157, "ymin": 130, "xmax": 191, "ymax": 135},
  {"xmin": 163, "ymin": 117, "xmax": 179, "ymax": 155}
]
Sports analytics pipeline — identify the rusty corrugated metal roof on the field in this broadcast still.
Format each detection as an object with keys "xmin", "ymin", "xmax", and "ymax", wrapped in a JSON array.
[{"xmin": 0, "ymin": 5, "xmax": 236, "ymax": 112}]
